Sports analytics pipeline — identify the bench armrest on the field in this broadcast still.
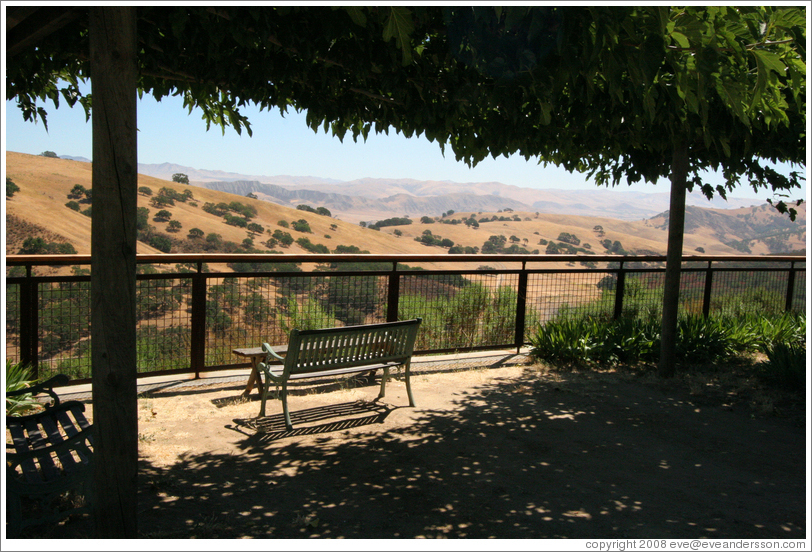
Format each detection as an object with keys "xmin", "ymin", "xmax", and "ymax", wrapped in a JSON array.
[
  {"xmin": 6, "ymin": 400, "xmax": 86, "ymax": 425},
  {"xmin": 5, "ymin": 374, "xmax": 69, "ymax": 407},
  {"xmin": 259, "ymin": 343, "xmax": 288, "ymax": 384},
  {"xmin": 261, "ymin": 342, "xmax": 286, "ymax": 362}
]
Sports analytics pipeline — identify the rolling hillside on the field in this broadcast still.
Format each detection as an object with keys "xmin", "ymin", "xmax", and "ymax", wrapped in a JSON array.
[
  {"xmin": 5, "ymin": 152, "xmax": 806, "ymax": 272},
  {"xmin": 133, "ymin": 160, "xmax": 765, "ymax": 221}
]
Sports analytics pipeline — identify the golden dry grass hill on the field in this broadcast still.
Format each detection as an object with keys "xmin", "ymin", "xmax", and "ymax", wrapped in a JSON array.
[{"xmin": 5, "ymin": 151, "xmax": 805, "ymax": 269}]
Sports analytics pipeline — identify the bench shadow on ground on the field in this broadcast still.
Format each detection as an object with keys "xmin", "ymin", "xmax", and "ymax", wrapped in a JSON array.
[
  {"xmin": 229, "ymin": 399, "xmax": 400, "ymax": 443},
  {"xmin": 130, "ymin": 365, "xmax": 807, "ymax": 540}
]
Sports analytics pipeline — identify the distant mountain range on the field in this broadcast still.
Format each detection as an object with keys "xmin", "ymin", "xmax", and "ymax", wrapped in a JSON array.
[
  {"xmin": 6, "ymin": 151, "xmax": 803, "ymax": 259},
  {"xmin": 62, "ymin": 156, "xmax": 769, "ymax": 222}
]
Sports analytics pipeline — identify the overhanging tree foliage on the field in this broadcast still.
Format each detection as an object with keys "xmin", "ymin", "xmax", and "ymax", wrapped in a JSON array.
[
  {"xmin": 9, "ymin": 6, "xmax": 805, "ymax": 213},
  {"xmin": 7, "ymin": 5, "xmax": 805, "ymax": 535}
]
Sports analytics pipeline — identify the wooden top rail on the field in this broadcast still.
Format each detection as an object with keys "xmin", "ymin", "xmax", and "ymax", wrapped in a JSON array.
[{"xmin": 6, "ymin": 252, "xmax": 807, "ymax": 267}]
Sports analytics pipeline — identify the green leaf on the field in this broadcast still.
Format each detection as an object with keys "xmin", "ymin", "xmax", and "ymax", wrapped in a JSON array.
[
  {"xmin": 382, "ymin": 7, "xmax": 415, "ymax": 65},
  {"xmin": 343, "ymin": 7, "xmax": 367, "ymax": 27},
  {"xmin": 751, "ymin": 49, "xmax": 785, "ymax": 75},
  {"xmin": 749, "ymin": 49, "xmax": 785, "ymax": 111},
  {"xmin": 670, "ymin": 31, "xmax": 690, "ymax": 49}
]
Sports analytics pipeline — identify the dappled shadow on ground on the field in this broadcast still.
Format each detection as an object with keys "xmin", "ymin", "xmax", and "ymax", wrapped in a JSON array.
[{"xmin": 133, "ymin": 367, "xmax": 807, "ymax": 539}]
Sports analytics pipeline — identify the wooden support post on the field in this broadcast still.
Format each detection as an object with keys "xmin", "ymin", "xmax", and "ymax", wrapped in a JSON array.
[
  {"xmin": 784, "ymin": 261, "xmax": 797, "ymax": 313},
  {"xmin": 386, "ymin": 262, "xmax": 400, "ymax": 322},
  {"xmin": 702, "ymin": 261, "xmax": 714, "ymax": 318},
  {"xmin": 190, "ymin": 267, "xmax": 207, "ymax": 376},
  {"xmin": 515, "ymin": 264, "xmax": 528, "ymax": 352},
  {"xmin": 613, "ymin": 261, "xmax": 626, "ymax": 320},
  {"xmin": 89, "ymin": 7, "xmax": 139, "ymax": 538}
]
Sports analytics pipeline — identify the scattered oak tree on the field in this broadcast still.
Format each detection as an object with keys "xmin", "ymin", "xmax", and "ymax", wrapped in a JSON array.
[{"xmin": 7, "ymin": 177, "xmax": 20, "ymax": 197}]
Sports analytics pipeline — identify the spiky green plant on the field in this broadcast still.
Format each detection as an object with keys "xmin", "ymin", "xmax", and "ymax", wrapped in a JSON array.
[
  {"xmin": 676, "ymin": 315, "xmax": 737, "ymax": 363},
  {"xmin": 5, "ymin": 360, "xmax": 41, "ymax": 416}
]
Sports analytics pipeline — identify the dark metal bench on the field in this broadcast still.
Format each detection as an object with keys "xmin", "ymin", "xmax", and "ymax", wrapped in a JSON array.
[
  {"xmin": 5, "ymin": 374, "xmax": 94, "ymax": 537},
  {"xmin": 258, "ymin": 318, "xmax": 422, "ymax": 430}
]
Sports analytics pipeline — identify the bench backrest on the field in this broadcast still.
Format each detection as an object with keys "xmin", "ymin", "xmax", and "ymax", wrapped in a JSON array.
[{"xmin": 283, "ymin": 318, "xmax": 422, "ymax": 377}]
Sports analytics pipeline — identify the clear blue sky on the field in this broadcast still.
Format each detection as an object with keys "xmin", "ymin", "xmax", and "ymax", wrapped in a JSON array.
[{"xmin": 3, "ymin": 80, "xmax": 807, "ymax": 203}]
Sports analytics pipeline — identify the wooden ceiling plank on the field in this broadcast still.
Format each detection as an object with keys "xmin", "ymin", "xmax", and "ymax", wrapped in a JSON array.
[{"xmin": 6, "ymin": 7, "xmax": 85, "ymax": 57}]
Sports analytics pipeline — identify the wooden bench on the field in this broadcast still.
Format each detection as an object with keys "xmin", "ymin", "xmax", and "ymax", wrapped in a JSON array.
[
  {"xmin": 258, "ymin": 318, "xmax": 422, "ymax": 430},
  {"xmin": 5, "ymin": 374, "xmax": 94, "ymax": 537}
]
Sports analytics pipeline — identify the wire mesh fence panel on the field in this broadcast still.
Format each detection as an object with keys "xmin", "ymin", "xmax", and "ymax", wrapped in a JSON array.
[
  {"xmin": 709, "ymin": 269, "xmax": 790, "ymax": 318},
  {"xmin": 791, "ymin": 268, "xmax": 806, "ymax": 313},
  {"xmin": 37, "ymin": 279, "xmax": 92, "ymax": 382},
  {"xmin": 135, "ymin": 276, "xmax": 192, "ymax": 374},
  {"xmin": 5, "ymin": 281, "xmax": 21, "ymax": 363},
  {"xmin": 677, "ymin": 270, "xmax": 707, "ymax": 318},
  {"xmin": 204, "ymin": 275, "xmax": 254, "ymax": 367},
  {"xmin": 310, "ymin": 273, "xmax": 388, "ymax": 328},
  {"xmin": 526, "ymin": 271, "xmax": 611, "ymax": 324},
  {"xmin": 397, "ymin": 272, "xmax": 518, "ymax": 351},
  {"xmin": 620, "ymin": 271, "xmax": 665, "ymax": 320}
]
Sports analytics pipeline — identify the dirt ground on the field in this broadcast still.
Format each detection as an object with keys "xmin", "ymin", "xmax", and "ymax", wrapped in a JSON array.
[{"xmin": 12, "ymin": 355, "xmax": 809, "ymax": 541}]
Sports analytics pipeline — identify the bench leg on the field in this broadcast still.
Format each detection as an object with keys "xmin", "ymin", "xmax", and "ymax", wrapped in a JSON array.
[
  {"xmin": 377, "ymin": 367, "xmax": 389, "ymax": 400},
  {"xmin": 405, "ymin": 360, "xmax": 415, "ymax": 407},
  {"xmin": 259, "ymin": 379, "xmax": 269, "ymax": 418},
  {"xmin": 281, "ymin": 384, "xmax": 293, "ymax": 431},
  {"xmin": 6, "ymin": 490, "xmax": 22, "ymax": 538}
]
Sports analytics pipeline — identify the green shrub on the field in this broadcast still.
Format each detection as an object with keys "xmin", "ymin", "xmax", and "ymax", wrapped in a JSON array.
[
  {"xmin": 136, "ymin": 207, "xmax": 150, "ymax": 230},
  {"xmin": 19, "ymin": 237, "xmax": 77, "ymax": 255},
  {"xmin": 137, "ymin": 326, "xmax": 191, "ymax": 372},
  {"xmin": 758, "ymin": 343, "xmax": 806, "ymax": 390},
  {"xmin": 273, "ymin": 229, "xmax": 294, "ymax": 247},
  {"xmin": 148, "ymin": 234, "xmax": 173, "ymax": 253},
  {"xmin": 530, "ymin": 313, "xmax": 742, "ymax": 368},
  {"xmin": 675, "ymin": 316, "xmax": 737, "ymax": 364},
  {"xmin": 7, "ymin": 177, "xmax": 20, "ymax": 198},
  {"xmin": 279, "ymin": 294, "xmax": 335, "ymax": 333},
  {"xmin": 66, "ymin": 200, "xmax": 81, "ymax": 211},
  {"xmin": 292, "ymin": 219, "xmax": 312, "ymax": 233},
  {"xmin": 736, "ymin": 312, "xmax": 806, "ymax": 352},
  {"xmin": 296, "ymin": 237, "xmax": 329, "ymax": 253},
  {"xmin": 224, "ymin": 213, "xmax": 248, "ymax": 227},
  {"xmin": 67, "ymin": 183, "xmax": 86, "ymax": 199},
  {"xmin": 202, "ymin": 202, "xmax": 227, "ymax": 216}
]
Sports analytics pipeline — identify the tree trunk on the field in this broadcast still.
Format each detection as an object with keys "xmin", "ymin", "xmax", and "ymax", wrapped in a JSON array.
[
  {"xmin": 89, "ymin": 7, "xmax": 139, "ymax": 538},
  {"xmin": 658, "ymin": 142, "xmax": 689, "ymax": 378}
]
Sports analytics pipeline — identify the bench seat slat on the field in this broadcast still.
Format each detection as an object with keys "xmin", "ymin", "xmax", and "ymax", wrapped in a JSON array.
[
  {"xmin": 267, "ymin": 360, "xmax": 402, "ymax": 381},
  {"xmin": 22, "ymin": 419, "xmax": 62, "ymax": 482},
  {"xmin": 39, "ymin": 414, "xmax": 82, "ymax": 474},
  {"xmin": 7, "ymin": 423, "xmax": 42, "ymax": 483},
  {"xmin": 57, "ymin": 406, "xmax": 93, "ymax": 464}
]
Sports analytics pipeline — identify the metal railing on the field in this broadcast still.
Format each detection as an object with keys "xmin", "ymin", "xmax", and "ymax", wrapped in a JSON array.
[{"xmin": 5, "ymin": 253, "xmax": 806, "ymax": 384}]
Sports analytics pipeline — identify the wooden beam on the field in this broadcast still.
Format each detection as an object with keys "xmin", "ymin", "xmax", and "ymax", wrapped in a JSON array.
[
  {"xmin": 6, "ymin": 7, "xmax": 85, "ymax": 57},
  {"xmin": 89, "ymin": 7, "xmax": 139, "ymax": 538}
]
